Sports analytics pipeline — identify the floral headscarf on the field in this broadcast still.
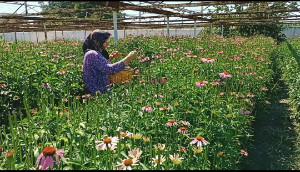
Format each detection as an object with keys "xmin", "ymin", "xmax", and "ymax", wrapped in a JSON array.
[{"xmin": 82, "ymin": 30, "xmax": 111, "ymax": 60}]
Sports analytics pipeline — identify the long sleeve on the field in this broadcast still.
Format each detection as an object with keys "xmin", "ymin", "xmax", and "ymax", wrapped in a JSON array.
[{"xmin": 88, "ymin": 51, "xmax": 126, "ymax": 75}]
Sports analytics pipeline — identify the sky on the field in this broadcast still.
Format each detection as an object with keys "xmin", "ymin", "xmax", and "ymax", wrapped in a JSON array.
[{"xmin": 0, "ymin": 1, "xmax": 299, "ymax": 25}]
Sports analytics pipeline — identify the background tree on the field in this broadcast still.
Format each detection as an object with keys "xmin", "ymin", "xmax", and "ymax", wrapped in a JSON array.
[
  {"xmin": 201, "ymin": 2, "xmax": 299, "ymax": 43},
  {"xmin": 37, "ymin": 1, "xmax": 125, "ymax": 26}
]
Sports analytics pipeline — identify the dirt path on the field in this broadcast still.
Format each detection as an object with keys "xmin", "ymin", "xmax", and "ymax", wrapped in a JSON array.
[{"xmin": 243, "ymin": 79, "xmax": 298, "ymax": 170}]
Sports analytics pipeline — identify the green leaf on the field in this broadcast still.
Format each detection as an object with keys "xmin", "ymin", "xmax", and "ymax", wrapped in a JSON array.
[
  {"xmin": 139, "ymin": 162, "xmax": 149, "ymax": 170},
  {"xmin": 63, "ymin": 166, "xmax": 73, "ymax": 170},
  {"xmin": 233, "ymin": 135, "xmax": 243, "ymax": 137},
  {"xmin": 76, "ymin": 129, "xmax": 84, "ymax": 136},
  {"xmin": 120, "ymin": 151, "xmax": 129, "ymax": 159},
  {"xmin": 34, "ymin": 134, "xmax": 39, "ymax": 141},
  {"xmin": 79, "ymin": 122, "xmax": 86, "ymax": 129},
  {"xmin": 64, "ymin": 160, "xmax": 81, "ymax": 166},
  {"xmin": 100, "ymin": 126, "xmax": 107, "ymax": 131},
  {"xmin": 59, "ymin": 137, "xmax": 69, "ymax": 145},
  {"xmin": 34, "ymin": 147, "xmax": 40, "ymax": 158}
]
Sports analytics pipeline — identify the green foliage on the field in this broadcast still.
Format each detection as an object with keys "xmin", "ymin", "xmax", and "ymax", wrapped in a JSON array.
[
  {"xmin": 0, "ymin": 36, "xmax": 5, "ymax": 42},
  {"xmin": 0, "ymin": 34, "xmax": 278, "ymax": 170},
  {"xmin": 275, "ymin": 37, "xmax": 300, "ymax": 117},
  {"xmin": 205, "ymin": 2, "xmax": 299, "ymax": 43},
  {"xmin": 37, "ymin": 1, "xmax": 124, "ymax": 24}
]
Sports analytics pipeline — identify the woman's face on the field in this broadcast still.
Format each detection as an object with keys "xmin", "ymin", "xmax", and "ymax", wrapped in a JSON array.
[{"xmin": 103, "ymin": 38, "xmax": 110, "ymax": 48}]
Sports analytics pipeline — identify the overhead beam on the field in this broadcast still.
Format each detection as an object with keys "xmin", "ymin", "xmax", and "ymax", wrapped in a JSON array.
[
  {"xmin": 1, "ymin": 6, "xmax": 299, "ymax": 21},
  {"xmin": 79, "ymin": 1, "xmax": 276, "ymax": 10},
  {"xmin": 13, "ymin": 3, "xmax": 24, "ymax": 14}
]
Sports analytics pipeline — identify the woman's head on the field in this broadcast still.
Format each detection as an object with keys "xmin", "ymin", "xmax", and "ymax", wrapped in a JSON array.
[
  {"xmin": 103, "ymin": 37, "xmax": 110, "ymax": 49},
  {"xmin": 82, "ymin": 29, "xmax": 111, "ymax": 54},
  {"xmin": 90, "ymin": 29, "xmax": 111, "ymax": 48}
]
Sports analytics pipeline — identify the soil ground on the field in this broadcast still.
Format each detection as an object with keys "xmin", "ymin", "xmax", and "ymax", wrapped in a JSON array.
[{"xmin": 242, "ymin": 78, "xmax": 299, "ymax": 170}]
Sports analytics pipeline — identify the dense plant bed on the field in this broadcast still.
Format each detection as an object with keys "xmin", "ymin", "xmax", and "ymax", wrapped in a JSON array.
[
  {"xmin": 274, "ymin": 37, "xmax": 300, "ymax": 119},
  {"xmin": 0, "ymin": 34, "xmax": 276, "ymax": 170}
]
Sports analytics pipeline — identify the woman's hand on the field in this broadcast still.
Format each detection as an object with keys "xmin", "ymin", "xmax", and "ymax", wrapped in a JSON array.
[
  {"xmin": 109, "ymin": 51, "xmax": 123, "ymax": 60},
  {"xmin": 123, "ymin": 50, "xmax": 137, "ymax": 65}
]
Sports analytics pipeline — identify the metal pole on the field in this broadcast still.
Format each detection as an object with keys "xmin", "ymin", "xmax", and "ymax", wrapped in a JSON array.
[
  {"xmin": 201, "ymin": 1, "xmax": 203, "ymax": 35},
  {"xmin": 44, "ymin": 23, "xmax": 47, "ymax": 41},
  {"xmin": 55, "ymin": 28, "xmax": 57, "ymax": 41},
  {"xmin": 139, "ymin": 1, "xmax": 141, "ymax": 36},
  {"xmin": 30, "ymin": 30, "xmax": 32, "ymax": 42},
  {"xmin": 162, "ymin": 21, "xmax": 164, "ymax": 36},
  {"xmin": 194, "ymin": 20, "xmax": 197, "ymax": 36},
  {"xmin": 167, "ymin": 17, "xmax": 169, "ymax": 36},
  {"xmin": 113, "ymin": 11, "xmax": 118, "ymax": 46},
  {"xmin": 2, "ymin": 30, "xmax": 5, "ymax": 42},
  {"xmin": 25, "ymin": 1, "xmax": 28, "ymax": 16},
  {"xmin": 123, "ymin": 26, "xmax": 126, "ymax": 38},
  {"xmin": 36, "ymin": 31, "xmax": 38, "ymax": 43},
  {"xmin": 139, "ymin": 1, "xmax": 141, "ymax": 23},
  {"xmin": 14, "ymin": 27, "xmax": 17, "ymax": 44},
  {"xmin": 221, "ymin": 25, "xmax": 223, "ymax": 37}
]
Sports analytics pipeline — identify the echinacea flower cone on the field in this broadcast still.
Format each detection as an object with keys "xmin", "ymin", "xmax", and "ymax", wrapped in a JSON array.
[{"xmin": 36, "ymin": 147, "xmax": 65, "ymax": 169}]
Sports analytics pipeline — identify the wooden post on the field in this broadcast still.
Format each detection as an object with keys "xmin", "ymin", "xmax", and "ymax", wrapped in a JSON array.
[{"xmin": 84, "ymin": 30, "xmax": 87, "ymax": 39}]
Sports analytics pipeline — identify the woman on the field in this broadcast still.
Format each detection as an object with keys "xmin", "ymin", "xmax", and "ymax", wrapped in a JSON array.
[{"xmin": 82, "ymin": 29, "xmax": 137, "ymax": 95}]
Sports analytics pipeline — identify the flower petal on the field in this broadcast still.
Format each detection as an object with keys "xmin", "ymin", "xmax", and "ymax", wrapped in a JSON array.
[
  {"xmin": 56, "ymin": 152, "xmax": 66, "ymax": 161},
  {"xmin": 42, "ymin": 156, "xmax": 50, "ymax": 170},
  {"xmin": 190, "ymin": 139, "xmax": 197, "ymax": 145},
  {"xmin": 98, "ymin": 144, "xmax": 104, "ymax": 150},
  {"xmin": 40, "ymin": 156, "xmax": 46, "ymax": 169},
  {"xmin": 55, "ymin": 155, "xmax": 60, "ymax": 166},
  {"xmin": 49, "ymin": 156, "xmax": 54, "ymax": 169},
  {"xmin": 36, "ymin": 153, "xmax": 44, "ymax": 166},
  {"xmin": 56, "ymin": 149, "xmax": 64, "ymax": 154},
  {"xmin": 197, "ymin": 141, "xmax": 202, "ymax": 147}
]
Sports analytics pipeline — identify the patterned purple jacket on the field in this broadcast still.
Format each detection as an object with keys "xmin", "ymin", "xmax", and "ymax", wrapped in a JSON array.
[{"xmin": 83, "ymin": 50, "xmax": 125, "ymax": 94}]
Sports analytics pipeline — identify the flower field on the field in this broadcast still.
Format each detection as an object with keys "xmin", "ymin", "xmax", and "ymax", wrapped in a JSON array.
[{"xmin": 0, "ymin": 33, "xmax": 282, "ymax": 170}]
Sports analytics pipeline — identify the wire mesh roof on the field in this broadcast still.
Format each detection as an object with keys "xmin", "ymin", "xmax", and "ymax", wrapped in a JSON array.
[{"xmin": 0, "ymin": 1, "xmax": 299, "ymax": 32}]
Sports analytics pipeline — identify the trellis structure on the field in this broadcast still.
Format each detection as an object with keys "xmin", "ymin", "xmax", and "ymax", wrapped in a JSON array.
[{"xmin": 1, "ymin": 1, "xmax": 300, "ymax": 43}]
